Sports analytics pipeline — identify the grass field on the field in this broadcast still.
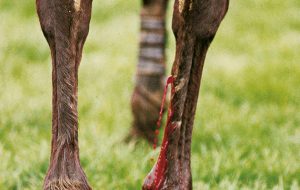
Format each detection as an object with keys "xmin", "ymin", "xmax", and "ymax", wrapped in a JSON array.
[{"xmin": 0, "ymin": 0, "xmax": 299, "ymax": 189}]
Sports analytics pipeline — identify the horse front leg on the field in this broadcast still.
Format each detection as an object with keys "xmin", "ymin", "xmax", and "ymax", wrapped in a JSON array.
[
  {"xmin": 143, "ymin": 0, "xmax": 229, "ymax": 189},
  {"xmin": 36, "ymin": 0, "xmax": 93, "ymax": 189},
  {"xmin": 130, "ymin": 0, "xmax": 169, "ymax": 143}
]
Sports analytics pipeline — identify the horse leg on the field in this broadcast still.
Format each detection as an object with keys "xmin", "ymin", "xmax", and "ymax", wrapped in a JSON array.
[
  {"xmin": 143, "ymin": 0, "xmax": 229, "ymax": 189},
  {"xmin": 130, "ymin": 0, "xmax": 169, "ymax": 143},
  {"xmin": 36, "ymin": 0, "xmax": 93, "ymax": 189}
]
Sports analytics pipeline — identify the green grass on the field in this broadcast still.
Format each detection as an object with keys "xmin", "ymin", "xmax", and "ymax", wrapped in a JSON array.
[{"xmin": 0, "ymin": 0, "xmax": 299, "ymax": 189}]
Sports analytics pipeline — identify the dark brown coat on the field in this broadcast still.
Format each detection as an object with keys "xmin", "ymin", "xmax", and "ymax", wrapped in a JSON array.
[{"xmin": 36, "ymin": 0, "xmax": 92, "ymax": 189}]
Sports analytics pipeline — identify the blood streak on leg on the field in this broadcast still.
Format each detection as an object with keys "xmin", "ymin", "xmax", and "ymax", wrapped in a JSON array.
[
  {"xmin": 153, "ymin": 76, "xmax": 175, "ymax": 149},
  {"xmin": 143, "ymin": 75, "xmax": 176, "ymax": 190}
]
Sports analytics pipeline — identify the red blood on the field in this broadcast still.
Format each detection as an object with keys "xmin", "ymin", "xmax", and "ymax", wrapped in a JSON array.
[
  {"xmin": 153, "ymin": 76, "xmax": 175, "ymax": 149},
  {"xmin": 143, "ymin": 76, "xmax": 176, "ymax": 190},
  {"xmin": 153, "ymin": 144, "xmax": 157, "ymax": 149}
]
